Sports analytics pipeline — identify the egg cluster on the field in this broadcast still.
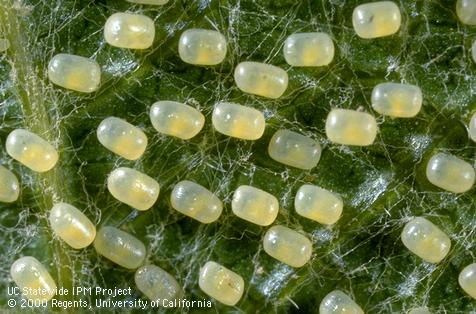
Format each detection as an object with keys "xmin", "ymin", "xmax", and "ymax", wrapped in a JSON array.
[{"xmin": 2, "ymin": 0, "xmax": 476, "ymax": 311}]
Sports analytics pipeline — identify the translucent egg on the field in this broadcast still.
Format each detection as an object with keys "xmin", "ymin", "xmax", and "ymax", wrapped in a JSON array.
[
  {"xmin": 457, "ymin": 0, "xmax": 476, "ymax": 25},
  {"xmin": 107, "ymin": 167, "xmax": 160, "ymax": 211},
  {"xmin": 295, "ymin": 185, "xmax": 343, "ymax": 225},
  {"xmin": 94, "ymin": 226, "xmax": 146, "ymax": 269},
  {"xmin": 135, "ymin": 265, "xmax": 183, "ymax": 303},
  {"xmin": 6, "ymin": 129, "xmax": 59, "ymax": 172},
  {"xmin": 0, "ymin": 38, "xmax": 10, "ymax": 52},
  {"xmin": 150, "ymin": 101, "xmax": 205, "ymax": 140},
  {"xmin": 371, "ymin": 83, "xmax": 423, "ymax": 118},
  {"xmin": 47, "ymin": 53, "xmax": 101, "ymax": 93},
  {"xmin": 179, "ymin": 29, "xmax": 227, "ymax": 65},
  {"xmin": 104, "ymin": 13, "xmax": 155, "ymax": 49},
  {"xmin": 127, "ymin": 0, "xmax": 169, "ymax": 4},
  {"xmin": 170, "ymin": 180, "xmax": 223, "ymax": 223},
  {"xmin": 352, "ymin": 1, "xmax": 401, "ymax": 39},
  {"xmin": 234, "ymin": 61, "xmax": 288, "ymax": 99},
  {"xmin": 268, "ymin": 129, "xmax": 321, "ymax": 170},
  {"xmin": 408, "ymin": 307, "xmax": 432, "ymax": 314},
  {"xmin": 198, "ymin": 261, "xmax": 244, "ymax": 306},
  {"xmin": 458, "ymin": 263, "xmax": 476, "ymax": 299},
  {"xmin": 325, "ymin": 109, "xmax": 378, "ymax": 146},
  {"xmin": 319, "ymin": 290, "xmax": 364, "ymax": 314},
  {"xmin": 425, "ymin": 153, "xmax": 475, "ymax": 193},
  {"xmin": 231, "ymin": 185, "xmax": 279, "ymax": 226},
  {"xmin": 212, "ymin": 102, "xmax": 265, "ymax": 140},
  {"xmin": 10, "ymin": 256, "xmax": 57, "ymax": 301},
  {"xmin": 283, "ymin": 32, "xmax": 334, "ymax": 67},
  {"xmin": 0, "ymin": 166, "xmax": 19, "ymax": 203},
  {"xmin": 472, "ymin": 40, "xmax": 476, "ymax": 64},
  {"xmin": 401, "ymin": 217, "xmax": 451, "ymax": 264},
  {"xmin": 97, "ymin": 117, "xmax": 148, "ymax": 160},
  {"xmin": 469, "ymin": 112, "xmax": 476, "ymax": 142},
  {"xmin": 49, "ymin": 202, "xmax": 96, "ymax": 249},
  {"xmin": 263, "ymin": 225, "xmax": 312, "ymax": 267}
]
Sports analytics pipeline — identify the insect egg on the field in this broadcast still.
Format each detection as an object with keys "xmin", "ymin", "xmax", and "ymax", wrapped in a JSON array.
[
  {"xmin": 283, "ymin": 32, "xmax": 334, "ymax": 67},
  {"xmin": 135, "ymin": 265, "xmax": 183, "ymax": 303},
  {"xmin": 6, "ymin": 129, "xmax": 59, "ymax": 172},
  {"xmin": 263, "ymin": 225, "xmax": 312, "ymax": 267},
  {"xmin": 408, "ymin": 307, "xmax": 432, "ymax": 314},
  {"xmin": 319, "ymin": 290, "xmax": 364, "ymax": 314},
  {"xmin": 294, "ymin": 185, "xmax": 343, "ymax": 225},
  {"xmin": 97, "ymin": 117, "xmax": 148, "ymax": 160},
  {"xmin": 231, "ymin": 185, "xmax": 279, "ymax": 226},
  {"xmin": 150, "ymin": 101, "xmax": 205, "ymax": 140},
  {"xmin": 127, "ymin": 0, "xmax": 169, "ymax": 4},
  {"xmin": 401, "ymin": 217, "xmax": 451, "ymax": 263},
  {"xmin": 94, "ymin": 226, "xmax": 146, "ymax": 269},
  {"xmin": 0, "ymin": 165, "xmax": 19, "ymax": 203},
  {"xmin": 371, "ymin": 82, "xmax": 423, "ymax": 118},
  {"xmin": 352, "ymin": 1, "xmax": 401, "ymax": 39},
  {"xmin": 198, "ymin": 261, "xmax": 244, "ymax": 306},
  {"xmin": 107, "ymin": 167, "xmax": 160, "ymax": 211},
  {"xmin": 268, "ymin": 129, "xmax": 321, "ymax": 170},
  {"xmin": 10, "ymin": 256, "xmax": 57, "ymax": 301},
  {"xmin": 48, "ymin": 53, "xmax": 101, "ymax": 93},
  {"xmin": 104, "ymin": 13, "xmax": 155, "ymax": 49},
  {"xmin": 456, "ymin": 0, "xmax": 476, "ymax": 25},
  {"xmin": 234, "ymin": 61, "xmax": 288, "ymax": 99},
  {"xmin": 179, "ymin": 29, "xmax": 227, "ymax": 65},
  {"xmin": 458, "ymin": 263, "xmax": 476, "ymax": 299},
  {"xmin": 48, "ymin": 202, "xmax": 96, "ymax": 249},
  {"xmin": 0, "ymin": 38, "xmax": 10, "ymax": 52},
  {"xmin": 212, "ymin": 102, "xmax": 265, "ymax": 140},
  {"xmin": 469, "ymin": 112, "xmax": 476, "ymax": 142},
  {"xmin": 325, "ymin": 109, "xmax": 378, "ymax": 146},
  {"xmin": 472, "ymin": 40, "xmax": 476, "ymax": 64},
  {"xmin": 170, "ymin": 180, "xmax": 223, "ymax": 223},
  {"xmin": 425, "ymin": 153, "xmax": 475, "ymax": 193}
]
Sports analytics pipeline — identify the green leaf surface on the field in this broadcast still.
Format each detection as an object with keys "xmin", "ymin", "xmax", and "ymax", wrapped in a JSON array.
[{"xmin": 0, "ymin": 0, "xmax": 475, "ymax": 313}]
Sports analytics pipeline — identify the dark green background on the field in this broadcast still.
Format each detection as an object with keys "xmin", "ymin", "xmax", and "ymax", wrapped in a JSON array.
[{"xmin": 0, "ymin": 0, "xmax": 475, "ymax": 312}]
